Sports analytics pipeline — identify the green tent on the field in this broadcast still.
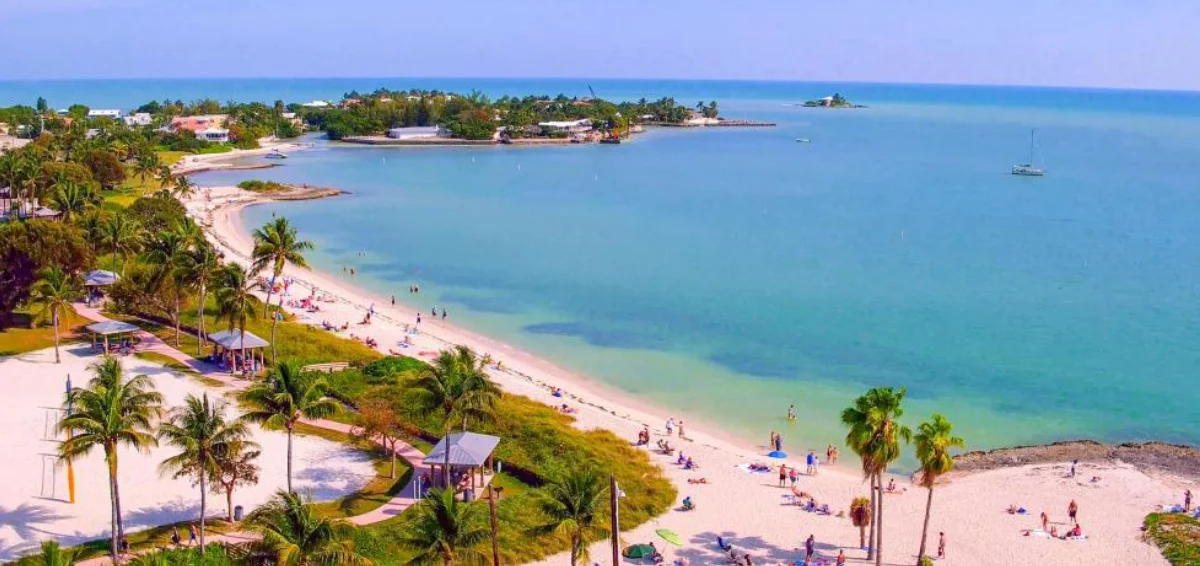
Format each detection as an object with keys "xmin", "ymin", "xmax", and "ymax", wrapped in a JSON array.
[{"xmin": 623, "ymin": 544, "xmax": 656, "ymax": 559}]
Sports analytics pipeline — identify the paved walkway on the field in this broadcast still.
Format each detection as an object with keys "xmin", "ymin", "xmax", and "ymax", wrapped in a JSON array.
[{"xmin": 71, "ymin": 302, "xmax": 436, "ymax": 564}]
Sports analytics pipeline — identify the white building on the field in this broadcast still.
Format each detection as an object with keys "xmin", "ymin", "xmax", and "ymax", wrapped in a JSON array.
[
  {"xmin": 301, "ymin": 100, "xmax": 331, "ymax": 108},
  {"xmin": 88, "ymin": 109, "xmax": 122, "ymax": 118},
  {"xmin": 386, "ymin": 126, "xmax": 444, "ymax": 140},
  {"xmin": 196, "ymin": 128, "xmax": 230, "ymax": 143},
  {"xmin": 537, "ymin": 118, "xmax": 593, "ymax": 133},
  {"xmin": 123, "ymin": 113, "xmax": 153, "ymax": 126}
]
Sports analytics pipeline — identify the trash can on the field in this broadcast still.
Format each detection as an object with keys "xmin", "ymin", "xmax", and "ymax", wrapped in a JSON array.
[{"xmin": 234, "ymin": 505, "xmax": 244, "ymax": 521}]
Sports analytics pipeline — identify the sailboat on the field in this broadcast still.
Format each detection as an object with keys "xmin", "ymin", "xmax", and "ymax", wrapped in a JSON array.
[{"xmin": 1012, "ymin": 129, "xmax": 1045, "ymax": 176}]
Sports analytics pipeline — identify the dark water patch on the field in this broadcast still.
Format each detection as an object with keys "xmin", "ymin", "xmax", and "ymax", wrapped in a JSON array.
[
  {"xmin": 523, "ymin": 321, "xmax": 671, "ymax": 351},
  {"xmin": 439, "ymin": 292, "xmax": 523, "ymax": 314}
]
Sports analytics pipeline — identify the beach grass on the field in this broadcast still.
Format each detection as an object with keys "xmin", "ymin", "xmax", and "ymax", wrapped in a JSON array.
[
  {"xmin": 1144, "ymin": 512, "xmax": 1200, "ymax": 565},
  {"xmin": 325, "ymin": 359, "xmax": 676, "ymax": 565},
  {"xmin": 0, "ymin": 310, "xmax": 87, "ymax": 356}
]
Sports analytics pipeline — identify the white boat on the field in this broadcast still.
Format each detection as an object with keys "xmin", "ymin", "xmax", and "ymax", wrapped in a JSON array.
[
  {"xmin": 1012, "ymin": 129, "xmax": 1044, "ymax": 176},
  {"xmin": 795, "ymin": 138, "xmax": 810, "ymax": 143},
  {"xmin": 265, "ymin": 150, "xmax": 287, "ymax": 160}
]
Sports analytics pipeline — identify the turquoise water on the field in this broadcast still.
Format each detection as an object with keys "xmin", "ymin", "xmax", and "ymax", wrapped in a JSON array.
[{"xmin": 18, "ymin": 78, "xmax": 1198, "ymax": 454}]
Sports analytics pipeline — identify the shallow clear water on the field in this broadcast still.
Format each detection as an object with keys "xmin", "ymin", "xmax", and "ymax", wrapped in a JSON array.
[{"xmin": 28, "ymin": 78, "xmax": 1198, "ymax": 454}]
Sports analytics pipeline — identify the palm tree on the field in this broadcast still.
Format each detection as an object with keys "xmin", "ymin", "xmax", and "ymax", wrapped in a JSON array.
[
  {"xmin": 212, "ymin": 438, "xmax": 261, "ymax": 522},
  {"xmin": 155, "ymin": 165, "xmax": 174, "ymax": 189},
  {"xmin": 530, "ymin": 468, "xmax": 610, "ymax": 566},
  {"xmin": 102, "ymin": 213, "xmax": 143, "ymax": 275},
  {"xmin": 145, "ymin": 229, "xmax": 192, "ymax": 346},
  {"xmin": 244, "ymin": 489, "xmax": 371, "ymax": 566},
  {"xmin": 172, "ymin": 174, "xmax": 195, "ymax": 199},
  {"xmin": 58, "ymin": 357, "xmax": 164, "ymax": 562},
  {"xmin": 134, "ymin": 151, "xmax": 161, "ymax": 183},
  {"xmin": 914, "ymin": 414, "xmax": 965, "ymax": 565},
  {"xmin": 407, "ymin": 346, "xmax": 500, "ymax": 486},
  {"xmin": 215, "ymin": 263, "xmax": 261, "ymax": 371},
  {"xmin": 158, "ymin": 393, "xmax": 253, "ymax": 553},
  {"xmin": 182, "ymin": 242, "xmax": 221, "ymax": 356},
  {"xmin": 251, "ymin": 216, "xmax": 313, "ymax": 318},
  {"xmin": 25, "ymin": 540, "xmax": 83, "ymax": 566},
  {"xmin": 849, "ymin": 496, "xmax": 872, "ymax": 551},
  {"xmin": 238, "ymin": 361, "xmax": 340, "ymax": 492},
  {"xmin": 397, "ymin": 487, "xmax": 490, "ymax": 566},
  {"xmin": 841, "ymin": 387, "xmax": 911, "ymax": 566},
  {"xmin": 49, "ymin": 180, "xmax": 94, "ymax": 222},
  {"xmin": 30, "ymin": 266, "xmax": 82, "ymax": 363},
  {"xmin": 77, "ymin": 210, "xmax": 109, "ymax": 258}
]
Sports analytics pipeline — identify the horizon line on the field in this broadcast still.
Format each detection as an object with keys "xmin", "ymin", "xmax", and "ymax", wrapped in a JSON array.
[{"xmin": 2, "ymin": 75, "xmax": 1199, "ymax": 96}]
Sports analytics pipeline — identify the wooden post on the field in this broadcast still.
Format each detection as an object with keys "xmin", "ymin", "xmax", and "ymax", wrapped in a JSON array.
[
  {"xmin": 610, "ymin": 474, "xmax": 619, "ymax": 566},
  {"xmin": 488, "ymin": 485, "xmax": 501, "ymax": 566}
]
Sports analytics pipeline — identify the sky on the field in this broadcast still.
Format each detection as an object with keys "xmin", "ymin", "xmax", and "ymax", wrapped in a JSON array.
[{"xmin": 1, "ymin": 0, "xmax": 1198, "ymax": 91}]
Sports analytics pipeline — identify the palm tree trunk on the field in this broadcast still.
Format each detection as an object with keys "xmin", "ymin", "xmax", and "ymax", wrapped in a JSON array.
[
  {"xmin": 867, "ymin": 474, "xmax": 876, "ymax": 559},
  {"xmin": 227, "ymin": 484, "xmax": 235, "ymax": 522},
  {"xmin": 263, "ymin": 286, "xmax": 274, "ymax": 319},
  {"xmin": 174, "ymin": 295, "xmax": 182, "ymax": 347},
  {"xmin": 917, "ymin": 485, "xmax": 934, "ymax": 564},
  {"xmin": 570, "ymin": 535, "xmax": 580, "ymax": 566},
  {"xmin": 876, "ymin": 472, "xmax": 885, "ymax": 566},
  {"xmin": 199, "ymin": 465, "xmax": 207, "ymax": 552},
  {"xmin": 52, "ymin": 307, "xmax": 61, "ymax": 363},
  {"xmin": 106, "ymin": 452, "xmax": 120, "ymax": 561},
  {"xmin": 271, "ymin": 314, "xmax": 278, "ymax": 364},
  {"xmin": 286, "ymin": 424, "xmax": 294, "ymax": 493},
  {"xmin": 110, "ymin": 450, "xmax": 125, "ymax": 552},
  {"xmin": 196, "ymin": 284, "xmax": 206, "ymax": 356}
]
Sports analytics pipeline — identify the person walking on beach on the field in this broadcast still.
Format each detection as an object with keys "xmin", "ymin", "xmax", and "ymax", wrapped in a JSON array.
[
  {"xmin": 804, "ymin": 534, "xmax": 815, "ymax": 560},
  {"xmin": 432, "ymin": 306, "xmax": 437, "ymax": 317},
  {"xmin": 188, "ymin": 523, "xmax": 198, "ymax": 546},
  {"xmin": 416, "ymin": 312, "xmax": 422, "ymax": 325},
  {"xmin": 768, "ymin": 430, "xmax": 776, "ymax": 450},
  {"xmin": 391, "ymin": 295, "xmax": 395, "ymax": 306},
  {"xmin": 1041, "ymin": 511, "xmax": 1050, "ymax": 531},
  {"xmin": 1186, "ymin": 489, "xmax": 1193, "ymax": 512},
  {"xmin": 835, "ymin": 549, "xmax": 845, "ymax": 566},
  {"xmin": 938, "ymin": 532, "xmax": 946, "ymax": 558},
  {"xmin": 778, "ymin": 464, "xmax": 788, "ymax": 487},
  {"xmin": 1070, "ymin": 459, "xmax": 1078, "ymax": 478},
  {"xmin": 788, "ymin": 466, "xmax": 798, "ymax": 487},
  {"xmin": 1068, "ymin": 500, "xmax": 1079, "ymax": 524},
  {"xmin": 677, "ymin": 420, "xmax": 686, "ymax": 439},
  {"xmin": 806, "ymin": 451, "xmax": 815, "ymax": 475},
  {"xmin": 666, "ymin": 418, "xmax": 675, "ymax": 436},
  {"xmin": 442, "ymin": 308, "xmax": 447, "ymax": 320}
]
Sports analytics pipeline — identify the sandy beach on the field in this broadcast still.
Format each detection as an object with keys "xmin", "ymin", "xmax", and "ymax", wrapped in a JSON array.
[
  {"xmin": 0, "ymin": 347, "xmax": 375, "ymax": 562},
  {"xmin": 181, "ymin": 184, "xmax": 1194, "ymax": 566},
  {"xmin": 171, "ymin": 139, "xmax": 311, "ymax": 175}
]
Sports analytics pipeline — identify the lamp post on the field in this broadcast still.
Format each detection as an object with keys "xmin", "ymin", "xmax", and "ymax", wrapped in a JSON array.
[
  {"xmin": 488, "ymin": 485, "xmax": 503, "ymax": 565},
  {"xmin": 610, "ymin": 475, "xmax": 619, "ymax": 566},
  {"xmin": 65, "ymin": 374, "xmax": 76, "ymax": 504}
]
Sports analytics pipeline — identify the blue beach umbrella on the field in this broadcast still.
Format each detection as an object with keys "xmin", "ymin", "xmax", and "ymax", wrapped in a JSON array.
[{"xmin": 768, "ymin": 450, "xmax": 788, "ymax": 459}]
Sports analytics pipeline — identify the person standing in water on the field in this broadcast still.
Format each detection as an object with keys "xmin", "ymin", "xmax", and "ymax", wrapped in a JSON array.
[
  {"xmin": 787, "ymin": 404, "xmax": 796, "ymax": 420},
  {"xmin": 442, "ymin": 308, "xmax": 447, "ymax": 320}
]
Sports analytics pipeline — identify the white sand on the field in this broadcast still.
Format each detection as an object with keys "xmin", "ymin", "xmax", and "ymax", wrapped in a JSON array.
[
  {"xmin": 183, "ymin": 186, "xmax": 1191, "ymax": 566},
  {"xmin": 171, "ymin": 140, "xmax": 310, "ymax": 175},
  {"xmin": 0, "ymin": 347, "xmax": 374, "ymax": 562}
]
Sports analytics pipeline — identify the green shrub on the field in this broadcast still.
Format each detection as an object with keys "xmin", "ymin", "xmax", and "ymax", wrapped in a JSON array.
[
  {"xmin": 1145, "ymin": 512, "xmax": 1200, "ymax": 565},
  {"xmin": 236, "ymin": 180, "xmax": 290, "ymax": 193}
]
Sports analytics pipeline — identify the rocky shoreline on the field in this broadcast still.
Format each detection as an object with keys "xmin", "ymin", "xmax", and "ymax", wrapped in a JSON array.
[{"xmin": 952, "ymin": 440, "xmax": 1200, "ymax": 479}]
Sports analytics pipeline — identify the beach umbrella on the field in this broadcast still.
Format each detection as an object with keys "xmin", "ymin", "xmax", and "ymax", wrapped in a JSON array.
[
  {"xmin": 768, "ymin": 450, "xmax": 788, "ymax": 459},
  {"xmin": 656, "ymin": 529, "xmax": 683, "ymax": 546},
  {"xmin": 622, "ymin": 544, "xmax": 655, "ymax": 559}
]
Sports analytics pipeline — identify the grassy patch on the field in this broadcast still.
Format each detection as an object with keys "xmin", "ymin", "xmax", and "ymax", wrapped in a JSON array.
[
  {"xmin": 1145, "ymin": 512, "xmax": 1200, "ymax": 565},
  {"xmin": 0, "ymin": 310, "xmax": 87, "ymax": 356},
  {"xmin": 9, "ymin": 517, "xmax": 241, "ymax": 563},
  {"xmin": 294, "ymin": 422, "xmax": 413, "ymax": 519},
  {"xmin": 157, "ymin": 150, "xmax": 187, "ymax": 165},
  {"xmin": 331, "ymin": 357, "xmax": 676, "ymax": 565}
]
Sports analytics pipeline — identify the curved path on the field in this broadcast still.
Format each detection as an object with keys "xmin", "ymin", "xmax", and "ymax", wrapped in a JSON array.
[{"xmin": 72, "ymin": 304, "xmax": 433, "ymax": 564}]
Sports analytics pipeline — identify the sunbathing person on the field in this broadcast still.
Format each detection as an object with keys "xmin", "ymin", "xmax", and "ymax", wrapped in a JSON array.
[{"xmin": 687, "ymin": 477, "xmax": 708, "ymax": 484}]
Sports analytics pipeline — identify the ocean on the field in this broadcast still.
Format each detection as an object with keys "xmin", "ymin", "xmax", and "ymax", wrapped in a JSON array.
[{"xmin": 8, "ymin": 78, "xmax": 1200, "ymax": 458}]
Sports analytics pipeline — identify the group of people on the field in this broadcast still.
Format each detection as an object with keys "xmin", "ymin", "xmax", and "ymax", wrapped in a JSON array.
[{"xmin": 665, "ymin": 417, "xmax": 687, "ymax": 439}]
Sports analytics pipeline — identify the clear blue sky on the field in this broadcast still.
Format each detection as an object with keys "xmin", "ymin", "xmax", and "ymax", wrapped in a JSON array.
[{"xmin": 2, "ymin": 0, "xmax": 1197, "ymax": 91}]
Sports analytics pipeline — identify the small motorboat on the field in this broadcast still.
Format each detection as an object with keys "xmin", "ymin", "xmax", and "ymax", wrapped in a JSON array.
[
  {"xmin": 795, "ymin": 138, "xmax": 810, "ymax": 143},
  {"xmin": 265, "ymin": 150, "xmax": 288, "ymax": 159}
]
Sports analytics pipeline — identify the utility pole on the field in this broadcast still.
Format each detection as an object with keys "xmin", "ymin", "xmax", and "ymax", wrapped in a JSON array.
[
  {"xmin": 610, "ymin": 474, "xmax": 620, "ymax": 566},
  {"xmin": 488, "ymin": 485, "xmax": 502, "ymax": 566}
]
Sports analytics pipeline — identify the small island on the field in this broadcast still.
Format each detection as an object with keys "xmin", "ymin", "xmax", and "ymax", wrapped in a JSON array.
[{"xmin": 801, "ymin": 93, "xmax": 866, "ymax": 108}]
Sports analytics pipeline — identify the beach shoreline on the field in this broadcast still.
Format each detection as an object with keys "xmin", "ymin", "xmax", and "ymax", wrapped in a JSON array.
[{"xmin": 182, "ymin": 183, "xmax": 1192, "ymax": 566}]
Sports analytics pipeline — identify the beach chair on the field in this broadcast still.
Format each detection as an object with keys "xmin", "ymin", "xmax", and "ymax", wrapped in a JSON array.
[{"xmin": 717, "ymin": 536, "xmax": 732, "ymax": 551}]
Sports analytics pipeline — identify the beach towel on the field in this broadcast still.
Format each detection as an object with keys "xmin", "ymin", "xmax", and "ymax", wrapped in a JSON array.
[
  {"xmin": 1025, "ymin": 529, "xmax": 1051, "ymax": 538},
  {"xmin": 737, "ymin": 463, "xmax": 771, "ymax": 474},
  {"xmin": 1064, "ymin": 535, "xmax": 1089, "ymax": 541}
]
